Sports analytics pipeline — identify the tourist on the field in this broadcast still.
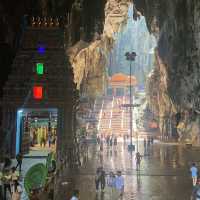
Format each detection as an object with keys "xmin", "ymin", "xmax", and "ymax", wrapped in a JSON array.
[
  {"xmin": 191, "ymin": 178, "xmax": 200, "ymax": 200},
  {"xmin": 114, "ymin": 137, "xmax": 117, "ymax": 146},
  {"xmin": 2, "ymin": 166, "xmax": 12, "ymax": 200},
  {"xmin": 143, "ymin": 138, "xmax": 147, "ymax": 148},
  {"xmin": 12, "ymin": 180, "xmax": 22, "ymax": 200},
  {"xmin": 97, "ymin": 136, "xmax": 100, "ymax": 145},
  {"xmin": 110, "ymin": 137, "xmax": 113, "ymax": 147},
  {"xmin": 11, "ymin": 167, "xmax": 20, "ymax": 194},
  {"xmin": 107, "ymin": 172, "xmax": 116, "ymax": 197},
  {"xmin": 190, "ymin": 163, "xmax": 198, "ymax": 186},
  {"xmin": 16, "ymin": 153, "xmax": 23, "ymax": 172},
  {"xmin": 115, "ymin": 171, "xmax": 124, "ymax": 198},
  {"xmin": 99, "ymin": 168, "xmax": 106, "ymax": 192},
  {"xmin": 106, "ymin": 135, "xmax": 110, "ymax": 147},
  {"xmin": 151, "ymin": 137, "xmax": 154, "ymax": 144},
  {"xmin": 147, "ymin": 137, "xmax": 151, "ymax": 146},
  {"xmin": 70, "ymin": 189, "xmax": 79, "ymax": 200},
  {"xmin": 100, "ymin": 141, "xmax": 103, "ymax": 152},
  {"xmin": 135, "ymin": 152, "xmax": 142, "ymax": 170},
  {"xmin": 95, "ymin": 167, "xmax": 102, "ymax": 192}
]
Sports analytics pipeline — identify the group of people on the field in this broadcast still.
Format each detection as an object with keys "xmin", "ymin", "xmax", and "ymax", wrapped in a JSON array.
[
  {"xmin": 143, "ymin": 137, "xmax": 154, "ymax": 147},
  {"xmin": 97, "ymin": 135, "xmax": 118, "ymax": 147},
  {"xmin": 95, "ymin": 167, "xmax": 124, "ymax": 199},
  {"xmin": 30, "ymin": 126, "xmax": 57, "ymax": 148},
  {"xmin": 0, "ymin": 160, "xmax": 22, "ymax": 200}
]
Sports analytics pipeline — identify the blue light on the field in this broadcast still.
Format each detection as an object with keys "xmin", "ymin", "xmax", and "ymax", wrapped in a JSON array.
[
  {"xmin": 37, "ymin": 44, "xmax": 45, "ymax": 55},
  {"xmin": 16, "ymin": 109, "xmax": 23, "ymax": 155},
  {"xmin": 18, "ymin": 109, "xmax": 23, "ymax": 113}
]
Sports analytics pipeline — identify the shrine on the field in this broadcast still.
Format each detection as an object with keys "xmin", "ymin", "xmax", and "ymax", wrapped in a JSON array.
[
  {"xmin": 1, "ymin": 17, "xmax": 78, "ymax": 159},
  {"xmin": 107, "ymin": 73, "xmax": 137, "ymax": 96}
]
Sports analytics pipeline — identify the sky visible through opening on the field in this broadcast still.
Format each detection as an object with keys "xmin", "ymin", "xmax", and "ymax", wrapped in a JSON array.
[{"xmin": 107, "ymin": 5, "xmax": 157, "ymax": 88}]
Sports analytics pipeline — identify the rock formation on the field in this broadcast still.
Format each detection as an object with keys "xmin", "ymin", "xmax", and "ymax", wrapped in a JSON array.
[
  {"xmin": 134, "ymin": 0, "xmax": 200, "ymax": 143},
  {"xmin": 67, "ymin": 0, "xmax": 131, "ymax": 98}
]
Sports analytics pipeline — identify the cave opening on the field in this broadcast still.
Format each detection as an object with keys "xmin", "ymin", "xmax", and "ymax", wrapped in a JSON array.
[
  {"xmin": 107, "ymin": 5, "xmax": 156, "ymax": 90},
  {"xmin": 76, "ymin": 2, "xmax": 158, "ymax": 144},
  {"xmin": 2, "ymin": 0, "xmax": 200, "ymax": 199}
]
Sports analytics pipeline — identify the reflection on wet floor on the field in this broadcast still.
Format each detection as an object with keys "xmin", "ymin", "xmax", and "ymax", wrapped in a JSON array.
[{"xmin": 58, "ymin": 140, "xmax": 200, "ymax": 200}]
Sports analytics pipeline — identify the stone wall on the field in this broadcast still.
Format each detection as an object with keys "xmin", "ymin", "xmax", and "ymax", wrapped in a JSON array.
[
  {"xmin": 134, "ymin": 0, "xmax": 200, "ymax": 143},
  {"xmin": 67, "ymin": 0, "xmax": 131, "ymax": 99}
]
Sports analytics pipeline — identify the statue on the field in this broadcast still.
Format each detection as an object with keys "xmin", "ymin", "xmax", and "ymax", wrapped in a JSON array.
[
  {"xmin": 49, "ymin": 17, "xmax": 54, "ymax": 27},
  {"xmin": 31, "ymin": 17, "xmax": 36, "ymax": 27},
  {"xmin": 42, "ymin": 16, "xmax": 48, "ymax": 27},
  {"xmin": 36, "ymin": 17, "xmax": 41, "ymax": 27},
  {"xmin": 54, "ymin": 17, "xmax": 59, "ymax": 27}
]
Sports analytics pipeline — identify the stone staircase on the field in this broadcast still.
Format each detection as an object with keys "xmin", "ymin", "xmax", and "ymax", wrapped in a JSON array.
[{"xmin": 88, "ymin": 96, "xmax": 134, "ymax": 136}]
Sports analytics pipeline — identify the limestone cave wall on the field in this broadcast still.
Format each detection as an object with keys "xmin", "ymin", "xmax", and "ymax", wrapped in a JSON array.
[
  {"xmin": 134, "ymin": 0, "xmax": 200, "ymax": 143},
  {"xmin": 67, "ymin": 0, "xmax": 131, "ymax": 99}
]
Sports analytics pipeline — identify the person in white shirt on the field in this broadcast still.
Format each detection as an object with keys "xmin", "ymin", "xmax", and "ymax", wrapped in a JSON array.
[
  {"xmin": 115, "ymin": 171, "xmax": 124, "ymax": 198},
  {"xmin": 107, "ymin": 172, "xmax": 116, "ymax": 197},
  {"xmin": 70, "ymin": 189, "xmax": 79, "ymax": 200}
]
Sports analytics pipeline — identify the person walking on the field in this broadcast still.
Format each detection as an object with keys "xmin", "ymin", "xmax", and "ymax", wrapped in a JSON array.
[
  {"xmin": 114, "ymin": 137, "xmax": 117, "ymax": 151},
  {"xmin": 107, "ymin": 172, "xmax": 116, "ymax": 198},
  {"xmin": 97, "ymin": 136, "xmax": 100, "ymax": 145},
  {"xmin": 191, "ymin": 178, "xmax": 200, "ymax": 200},
  {"xmin": 95, "ymin": 167, "xmax": 102, "ymax": 192},
  {"xmin": 99, "ymin": 169, "xmax": 106, "ymax": 192},
  {"xmin": 106, "ymin": 135, "xmax": 110, "ymax": 148},
  {"xmin": 2, "ymin": 167, "xmax": 12, "ymax": 200},
  {"xmin": 11, "ymin": 167, "xmax": 20, "ymax": 194},
  {"xmin": 115, "ymin": 171, "xmax": 124, "ymax": 198},
  {"xmin": 190, "ymin": 163, "xmax": 198, "ymax": 186},
  {"xmin": 136, "ymin": 152, "xmax": 142, "ymax": 170},
  {"xmin": 143, "ymin": 138, "xmax": 147, "ymax": 148},
  {"xmin": 16, "ymin": 153, "xmax": 23, "ymax": 172},
  {"xmin": 110, "ymin": 137, "xmax": 113, "ymax": 148},
  {"xmin": 70, "ymin": 189, "xmax": 79, "ymax": 200},
  {"xmin": 100, "ymin": 141, "xmax": 103, "ymax": 152}
]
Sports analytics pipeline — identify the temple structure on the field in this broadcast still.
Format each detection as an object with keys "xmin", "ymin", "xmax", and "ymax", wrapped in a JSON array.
[
  {"xmin": 107, "ymin": 73, "xmax": 137, "ymax": 96},
  {"xmin": 1, "ymin": 17, "xmax": 79, "ymax": 166}
]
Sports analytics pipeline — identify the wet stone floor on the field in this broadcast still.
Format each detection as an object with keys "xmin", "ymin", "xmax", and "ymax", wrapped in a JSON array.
[{"xmin": 57, "ymin": 139, "xmax": 200, "ymax": 200}]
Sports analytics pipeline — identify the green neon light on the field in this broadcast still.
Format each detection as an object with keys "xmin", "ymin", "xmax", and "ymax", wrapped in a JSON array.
[{"xmin": 36, "ymin": 63, "xmax": 44, "ymax": 75}]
